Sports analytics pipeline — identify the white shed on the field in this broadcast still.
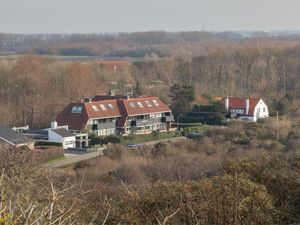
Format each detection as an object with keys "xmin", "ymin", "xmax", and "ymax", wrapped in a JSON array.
[{"xmin": 48, "ymin": 128, "xmax": 76, "ymax": 149}]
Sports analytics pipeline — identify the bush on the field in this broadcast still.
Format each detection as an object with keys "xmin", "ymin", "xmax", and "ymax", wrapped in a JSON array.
[
  {"xmin": 121, "ymin": 131, "xmax": 181, "ymax": 144},
  {"xmin": 35, "ymin": 141, "xmax": 62, "ymax": 147},
  {"xmin": 103, "ymin": 144, "xmax": 125, "ymax": 161},
  {"xmin": 90, "ymin": 134, "xmax": 122, "ymax": 145},
  {"xmin": 182, "ymin": 125, "xmax": 210, "ymax": 136},
  {"xmin": 35, "ymin": 146, "xmax": 64, "ymax": 162}
]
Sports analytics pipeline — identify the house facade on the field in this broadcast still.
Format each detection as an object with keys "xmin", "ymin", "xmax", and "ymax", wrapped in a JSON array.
[
  {"xmin": 48, "ymin": 128, "xmax": 76, "ymax": 149},
  {"xmin": 222, "ymin": 97, "xmax": 269, "ymax": 122},
  {"xmin": 56, "ymin": 94, "xmax": 174, "ymax": 136}
]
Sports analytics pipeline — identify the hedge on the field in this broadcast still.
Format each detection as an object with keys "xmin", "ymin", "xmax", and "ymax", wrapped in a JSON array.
[
  {"xmin": 90, "ymin": 131, "xmax": 182, "ymax": 146},
  {"xmin": 182, "ymin": 125, "xmax": 210, "ymax": 136},
  {"xmin": 121, "ymin": 131, "xmax": 181, "ymax": 144},
  {"xmin": 35, "ymin": 141, "xmax": 63, "ymax": 147}
]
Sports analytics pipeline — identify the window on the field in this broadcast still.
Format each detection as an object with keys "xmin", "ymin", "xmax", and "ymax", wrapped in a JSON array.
[
  {"xmin": 129, "ymin": 102, "xmax": 135, "ymax": 108},
  {"xmin": 137, "ymin": 102, "xmax": 143, "ymax": 108},
  {"xmin": 263, "ymin": 107, "xmax": 265, "ymax": 112},
  {"xmin": 99, "ymin": 104, "xmax": 107, "ymax": 111},
  {"xmin": 152, "ymin": 100, "xmax": 159, "ymax": 106},
  {"xmin": 155, "ymin": 113, "xmax": 162, "ymax": 118},
  {"xmin": 145, "ymin": 100, "xmax": 152, "ymax": 107},
  {"xmin": 76, "ymin": 106, "xmax": 83, "ymax": 113},
  {"xmin": 71, "ymin": 106, "xmax": 77, "ymax": 113},
  {"xmin": 65, "ymin": 141, "xmax": 74, "ymax": 145},
  {"xmin": 108, "ymin": 104, "xmax": 114, "ymax": 109},
  {"xmin": 71, "ymin": 106, "xmax": 83, "ymax": 113},
  {"xmin": 92, "ymin": 105, "xmax": 98, "ymax": 111}
]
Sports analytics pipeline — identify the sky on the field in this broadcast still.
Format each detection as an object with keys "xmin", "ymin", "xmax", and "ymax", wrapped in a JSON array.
[{"xmin": 1, "ymin": 0, "xmax": 300, "ymax": 34}]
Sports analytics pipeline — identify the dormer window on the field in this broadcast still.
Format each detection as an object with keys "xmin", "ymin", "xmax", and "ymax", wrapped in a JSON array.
[
  {"xmin": 92, "ymin": 105, "xmax": 98, "ymax": 111},
  {"xmin": 71, "ymin": 106, "xmax": 83, "ymax": 113},
  {"xmin": 152, "ymin": 100, "xmax": 159, "ymax": 106},
  {"xmin": 137, "ymin": 102, "xmax": 143, "ymax": 108},
  {"xmin": 145, "ymin": 100, "xmax": 152, "ymax": 107},
  {"xmin": 100, "ymin": 104, "xmax": 107, "ymax": 111}
]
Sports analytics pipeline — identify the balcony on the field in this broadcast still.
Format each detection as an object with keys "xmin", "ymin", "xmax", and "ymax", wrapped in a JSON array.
[
  {"xmin": 98, "ymin": 122, "xmax": 116, "ymax": 129},
  {"xmin": 161, "ymin": 115, "xmax": 174, "ymax": 122},
  {"xmin": 89, "ymin": 122, "xmax": 116, "ymax": 131},
  {"xmin": 128, "ymin": 118, "xmax": 161, "ymax": 127}
]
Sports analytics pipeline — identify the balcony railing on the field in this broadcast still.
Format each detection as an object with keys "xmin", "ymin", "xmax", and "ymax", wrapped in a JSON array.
[
  {"xmin": 88, "ymin": 122, "xmax": 116, "ymax": 131},
  {"xmin": 161, "ymin": 115, "xmax": 174, "ymax": 122},
  {"xmin": 128, "ymin": 118, "xmax": 162, "ymax": 127}
]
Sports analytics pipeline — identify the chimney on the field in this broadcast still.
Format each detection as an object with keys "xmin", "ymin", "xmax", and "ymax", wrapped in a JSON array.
[
  {"xmin": 51, "ymin": 120, "xmax": 57, "ymax": 129},
  {"xmin": 81, "ymin": 97, "xmax": 92, "ymax": 103},
  {"xmin": 225, "ymin": 97, "xmax": 229, "ymax": 111},
  {"xmin": 108, "ymin": 90, "xmax": 115, "ymax": 96},
  {"xmin": 245, "ymin": 98, "xmax": 250, "ymax": 115}
]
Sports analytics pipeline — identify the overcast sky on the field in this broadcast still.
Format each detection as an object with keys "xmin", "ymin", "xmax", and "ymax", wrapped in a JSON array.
[{"xmin": 1, "ymin": 0, "xmax": 300, "ymax": 33}]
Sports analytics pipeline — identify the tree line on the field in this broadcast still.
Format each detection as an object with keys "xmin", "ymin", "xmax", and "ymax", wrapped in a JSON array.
[{"xmin": 1, "ymin": 39, "xmax": 300, "ymax": 127}]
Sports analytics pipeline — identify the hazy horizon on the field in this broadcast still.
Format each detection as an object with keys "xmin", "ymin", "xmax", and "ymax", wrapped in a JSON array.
[{"xmin": 1, "ymin": 0, "xmax": 300, "ymax": 34}]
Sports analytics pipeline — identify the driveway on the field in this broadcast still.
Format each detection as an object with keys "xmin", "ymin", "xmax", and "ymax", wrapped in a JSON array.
[{"xmin": 46, "ymin": 136, "xmax": 187, "ymax": 168}]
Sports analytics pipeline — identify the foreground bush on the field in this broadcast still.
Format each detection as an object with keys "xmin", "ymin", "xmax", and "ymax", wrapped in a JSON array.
[{"xmin": 109, "ymin": 175, "xmax": 274, "ymax": 225}]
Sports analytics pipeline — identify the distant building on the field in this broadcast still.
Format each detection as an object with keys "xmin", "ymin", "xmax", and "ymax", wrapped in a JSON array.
[
  {"xmin": 0, "ymin": 124, "xmax": 35, "ymax": 150},
  {"xmin": 56, "ymin": 94, "xmax": 174, "ymax": 136},
  {"xmin": 222, "ymin": 97, "xmax": 269, "ymax": 122}
]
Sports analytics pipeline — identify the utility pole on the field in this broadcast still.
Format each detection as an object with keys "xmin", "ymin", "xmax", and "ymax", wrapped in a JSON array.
[{"xmin": 276, "ymin": 110, "xmax": 279, "ymax": 141}]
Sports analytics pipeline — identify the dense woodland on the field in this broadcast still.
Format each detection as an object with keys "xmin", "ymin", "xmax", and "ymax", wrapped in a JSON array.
[{"xmin": 1, "ymin": 33, "xmax": 300, "ymax": 127}]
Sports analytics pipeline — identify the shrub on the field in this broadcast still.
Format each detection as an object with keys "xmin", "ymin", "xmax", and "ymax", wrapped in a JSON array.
[
  {"xmin": 35, "ymin": 141, "xmax": 62, "ymax": 147},
  {"xmin": 103, "ymin": 144, "xmax": 125, "ymax": 161},
  {"xmin": 121, "ymin": 131, "xmax": 181, "ymax": 144},
  {"xmin": 182, "ymin": 125, "xmax": 209, "ymax": 136},
  {"xmin": 35, "ymin": 146, "xmax": 64, "ymax": 162}
]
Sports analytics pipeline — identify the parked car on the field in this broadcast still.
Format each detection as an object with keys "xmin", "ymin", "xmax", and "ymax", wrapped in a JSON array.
[{"xmin": 186, "ymin": 132, "xmax": 203, "ymax": 140}]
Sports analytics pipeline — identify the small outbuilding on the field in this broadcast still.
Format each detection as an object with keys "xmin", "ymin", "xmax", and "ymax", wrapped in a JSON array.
[
  {"xmin": 0, "ymin": 124, "xmax": 35, "ymax": 150},
  {"xmin": 48, "ymin": 128, "xmax": 76, "ymax": 149}
]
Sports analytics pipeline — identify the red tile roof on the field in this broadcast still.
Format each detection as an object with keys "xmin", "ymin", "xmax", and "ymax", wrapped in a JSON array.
[
  {"xmin": 123, "ymin": 97, "xmax": 171, "ymax": 116},
  {"xmin": 56, "ymin": 99, "xmax": 122, "ymax": 131},
  {"xmin": 222, "ymin": 97, "xmax": 261, "ymax": 116},
  {"xmin": 56, "ymin": 103, "xmax": 89, "ymax": 131},
  {"xmin": 56, "ymin": 96, "xmax": 171, "ymax": 131},
  {"xmin": 85, "ymin": 100, "xmax": 121, "ymax": 119}
]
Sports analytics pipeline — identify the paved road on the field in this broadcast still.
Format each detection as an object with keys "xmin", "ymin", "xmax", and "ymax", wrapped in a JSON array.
[{"xmin": 46, "ymin": 136, "xmax": 186, "ymax": 168}]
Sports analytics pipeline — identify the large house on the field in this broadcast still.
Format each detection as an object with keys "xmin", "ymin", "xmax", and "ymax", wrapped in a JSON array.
[
  {"xmin": 56, "ymin": 94, "xmax": 174, "ymax": 136},
  {"xmin": 222, "ymin": 97, "xmax": 269, "ymax": 122}
]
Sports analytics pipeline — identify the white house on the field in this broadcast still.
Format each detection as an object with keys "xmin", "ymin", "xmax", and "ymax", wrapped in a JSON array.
[
  {"xmin": 48, "ymin": 121, "xmax": 76, "ymax": 149},
  {"xmin": 48, "ymin": 128, "xmax": 76, "ymax": 149},
  {"xmin": 223, "ymin": 97, "xmax": 269, "ymax": 122}
]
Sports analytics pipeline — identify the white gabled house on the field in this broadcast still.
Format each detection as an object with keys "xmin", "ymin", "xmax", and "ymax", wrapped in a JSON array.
[
  {"xmin": 48, "ymin": 121, "xmax": 76, "ymax": 149},
  {"xmin": 223, "ymin": 97, "xmax": 269, "ymax": 122}
]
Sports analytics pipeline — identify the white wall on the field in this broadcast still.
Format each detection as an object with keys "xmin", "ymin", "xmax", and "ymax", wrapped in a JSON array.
[
  {"xmin": 253, "ymin": 99, "xmax": 269, "ymax": 121},
  {"xmin": 48, "ymin": 129, "xmax": 75, "ymax": 149},
  {"xmin": 62, "ymin": 136, "xmax": 76, "ymax": 149}
]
